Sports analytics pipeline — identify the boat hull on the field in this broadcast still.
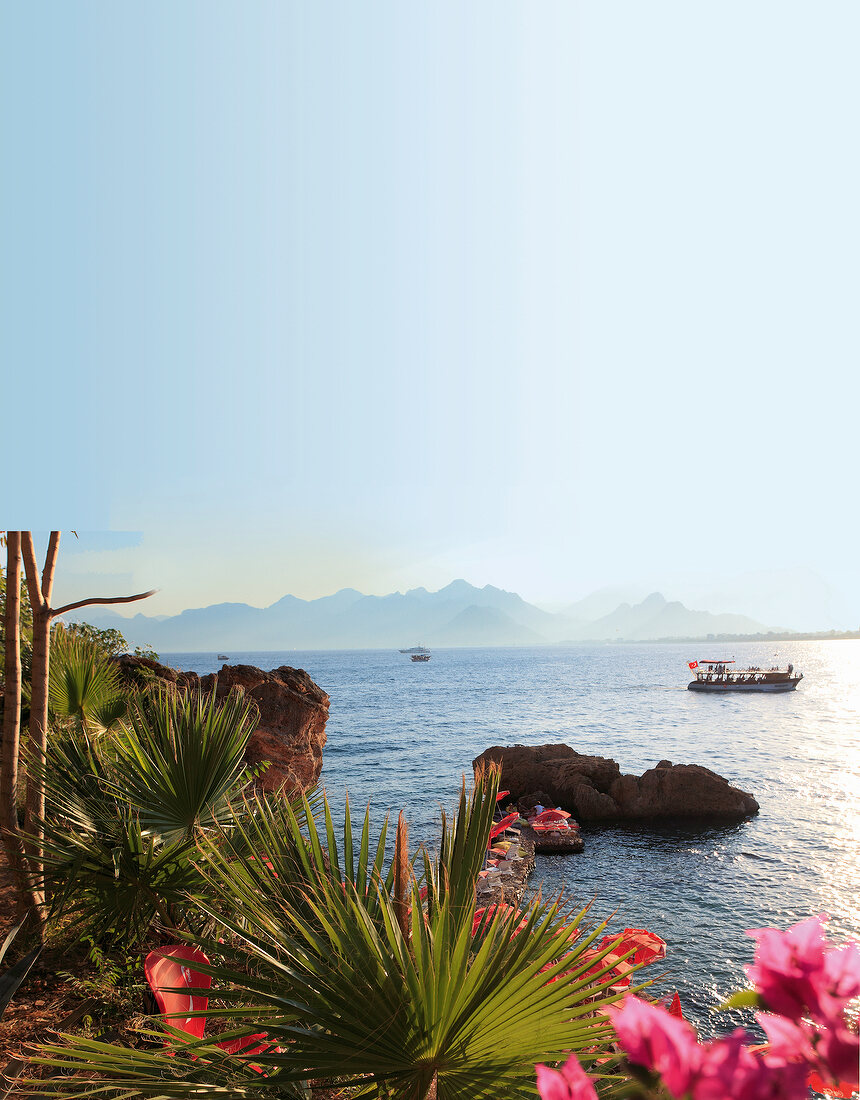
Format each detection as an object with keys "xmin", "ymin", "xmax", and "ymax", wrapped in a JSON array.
[{"xmin": 688, "ymin": 678, "xmax": 801, "ymax": 693}]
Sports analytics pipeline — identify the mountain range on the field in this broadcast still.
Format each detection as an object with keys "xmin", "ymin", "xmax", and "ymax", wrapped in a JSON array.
[{"xmin": 65, "ymin": 581, "xmax": 773, "ymax": 652}]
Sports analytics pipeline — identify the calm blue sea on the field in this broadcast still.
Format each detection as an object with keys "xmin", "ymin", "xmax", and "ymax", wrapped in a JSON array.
[{"xmin": 165, "ymin": 641, "xmax": 860, "ymax": 1037}]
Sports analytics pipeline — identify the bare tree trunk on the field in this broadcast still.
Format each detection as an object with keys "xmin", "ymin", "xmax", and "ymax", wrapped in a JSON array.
[
  {"xmin": 20, "ymin": 532, "xmax": 59, "ymax": 928},
  {"xmin": 22, "ymin": 533, "xmax": 59, "ymax": 852},
  {"xmin": 1, "ymin": 532, "xmax": 32, "ymax": 914},
  {"xmin": 15, "ymin": 530, "xmax": 156, "ymax": 937}
]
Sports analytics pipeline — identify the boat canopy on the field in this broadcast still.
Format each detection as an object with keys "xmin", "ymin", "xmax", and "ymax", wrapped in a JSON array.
[{"xmin": 700, "ymin": 659, "xmax": 735, "ymax": 664}]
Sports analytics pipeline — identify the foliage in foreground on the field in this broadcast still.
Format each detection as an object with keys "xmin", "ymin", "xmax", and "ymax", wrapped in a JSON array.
[
  {"xmin": 28, "ymin": 768, "xmax": 641, "ymax": 1099},
  {"xmin": 36, "ymin": 682, "xmax": 260, "ymax": 947},
  {"xmin": 537, "ymin": 914, "xmax": 860, "ymax": 1100}
]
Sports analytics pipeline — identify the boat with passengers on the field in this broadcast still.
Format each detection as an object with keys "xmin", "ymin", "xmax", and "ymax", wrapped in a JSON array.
[{"xmin": 687, "ymin": 659, "xmax": 802, "ymax": 693}]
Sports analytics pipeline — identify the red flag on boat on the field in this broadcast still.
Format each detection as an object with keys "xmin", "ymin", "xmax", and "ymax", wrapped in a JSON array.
[{"xmin": 688, "ymin": 661, "xmax": 698, "ymax": 670}]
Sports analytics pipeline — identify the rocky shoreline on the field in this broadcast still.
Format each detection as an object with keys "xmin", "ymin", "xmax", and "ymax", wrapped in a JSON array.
[
  {"xmin": 475, "ymin": 828, "xmax": 536, "ymax": 908},
  {"xmin": 474, "ymin": 744, "xmax": 759, "ymax": 823},
  {"xmin": 114, "ymin": 656, "xmax": 330, "ymax": 794}
]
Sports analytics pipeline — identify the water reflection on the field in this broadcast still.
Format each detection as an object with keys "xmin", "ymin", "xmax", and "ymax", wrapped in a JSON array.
[{"xmin": 167, "ymin": 639, "xmax": 860, "ymax": 1037}]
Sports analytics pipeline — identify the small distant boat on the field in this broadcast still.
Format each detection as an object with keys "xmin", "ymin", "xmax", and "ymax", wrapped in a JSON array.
[
  {"xmin": 687, "ymin": 659, "xmax": 802, "ymax": 693},
  {"xmin": 411, "ymin": 652, "xmax": 431, "ymax": 662},
  {"xmin": 400, "ymin": 645, "xmax": 430, "ymax": 655},
  {"xmin": 217, "ymin": 654, "xmax": 229, "ymax": 661}
]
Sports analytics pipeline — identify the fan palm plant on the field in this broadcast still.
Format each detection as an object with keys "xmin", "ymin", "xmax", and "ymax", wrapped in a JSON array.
[
  {"xmin": 28, "ymin": 768, "xmax": 644, "ymax": 1099},
  {"xmin": 48, "ymin": 625, "xmax": 128, "ymax": 735},
  {"xmin": 35, "ymin": 684, "xmax": 261, "ymax": 948}
]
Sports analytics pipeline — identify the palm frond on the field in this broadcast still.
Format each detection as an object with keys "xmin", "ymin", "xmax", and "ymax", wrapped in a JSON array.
[
  {"xmin": 105, "ymin": 686, "xmax": 258, "ymax": 843},
  {"xmin": 33, "ymin": 773, "xmax": 634, "ymax": 1099},
  {"xmin": 48, "ymin": 627, "xmax": 126, "ymax": 733}
]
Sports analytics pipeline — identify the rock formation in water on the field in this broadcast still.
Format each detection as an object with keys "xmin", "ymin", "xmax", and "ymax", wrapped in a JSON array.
[
  {"xmin": 114, "ymin": 656, "xmax": 329, "ymax": 794},
  {"xmin": 473, "ymin": 743, "xmax": 759, "ymax": 822}
]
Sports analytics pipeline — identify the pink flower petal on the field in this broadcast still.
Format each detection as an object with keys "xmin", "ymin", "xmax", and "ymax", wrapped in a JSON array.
[
  {"xmin": 610, "ymin": 995, "xmax": 701, "ymax": 1098},
  {"xmin": 756, "ymin": 1013, "xmax": 816, "ymax": 1064},
  {"xmin": 536, "ymin": 1056, "xmax": 598, "ymax": 1100}
]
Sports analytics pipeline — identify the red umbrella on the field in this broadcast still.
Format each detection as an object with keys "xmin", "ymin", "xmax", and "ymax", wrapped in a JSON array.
[
  {"xmin": 471, "ymin": 904, "xmax": 529, "ymax": 938},
  {"xmin": 531, "ymin": 808, "xmax": 571, "ymax": 822},
  {"xmin": 496, "ymin": 790, "xmax": 511, "ymax": 802},
  {"xmin": 489, "ymin": 811, "xmax": 520, "ymax": 842},
  {"xmin": 599, "ymin": 927, "xmax": 667, "ymax": 967},
  {"xmin": 588, "ymin": 927, "xmax": 667, "ymax": 987},
  {"xmin": 668, "ymin": 991, "xmax": 684, "ymax": 1019}
]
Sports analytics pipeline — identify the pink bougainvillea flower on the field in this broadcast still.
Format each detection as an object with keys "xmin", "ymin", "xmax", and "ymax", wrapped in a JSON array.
[
  {"xmin": 757, "ymin": 1010, "xmax": 860, "ymax": 1090},
  {"xmin": 692, "ymin": 1029, "xmax": 761, "ymax": 1100},
  {"xmin": 756, "ymin": 1012, "xmax": 817, "ymax": 1065},
  {"xmin": 755, "ymin": 1054, "xmax": 815, "ymax": 1100},
  {"xmin": 610, "ymin": 995, "xmax": 702, "ymax": 1098},
  {"xmin": 535, "ymin": 1054, "xmax": 598, "ymax": 1100},
  {"xmin": 692, "ymin": 1030, "xmax": 809, "ymax": 1100},
  {"xmin": 816, "ymin": 1019, "xmax": 860, "ymax": 1085},
  {"xmin": 817, "ymin": 941, "xmax": 860, "ymax": 1026},
  {"xmin": 745, "ymin": 915, "xmax": 829, "ymax": 1018}
]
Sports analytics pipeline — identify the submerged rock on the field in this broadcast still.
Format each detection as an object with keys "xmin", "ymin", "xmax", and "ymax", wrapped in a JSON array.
[
  {"xmin": 114, "ymin": 656, "xmax": 329, "ymax": 795},
  {"xmin": 473, "ymin": 743, "xmax": 759, "ymax": 822}
]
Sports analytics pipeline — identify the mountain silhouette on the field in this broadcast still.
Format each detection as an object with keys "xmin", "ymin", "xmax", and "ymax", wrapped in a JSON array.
[{"xmin": 68, "ymin": 581, "xmax": 771, "ymax": 651}]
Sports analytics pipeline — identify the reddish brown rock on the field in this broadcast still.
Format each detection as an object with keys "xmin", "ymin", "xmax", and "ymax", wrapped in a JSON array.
[
  {"xmin": 609, "ymin": 763, "xmax": 759, "ymax": 819},
  {"xmin": 114, "ymin": 657, "xmax": 329, "ymax": 795},
  {"xmin": 473, "ymin": 743, "xmax": 758, "ymax": 822}
]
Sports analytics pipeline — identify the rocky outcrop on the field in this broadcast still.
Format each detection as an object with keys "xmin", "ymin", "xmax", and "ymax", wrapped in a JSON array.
[
  {"xmin": 473, "ymin": 744, "xmax": 759, "ymax": 822},
  {"xmin": 114, "ymin": 657, "xmax": 329, "ymax": 795}
]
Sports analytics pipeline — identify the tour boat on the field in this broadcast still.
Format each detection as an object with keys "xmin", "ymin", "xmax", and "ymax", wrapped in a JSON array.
[
  {"xmin": 217, "ymin": 654, "xmax": 229, "ymax": 661},
  {"xmin": 410, "ymin": 652, "xmax": 431, "ymax": 662},
  {"xmin": 687, "ymin": 659, "xmax": 802, "ymax": 693}
]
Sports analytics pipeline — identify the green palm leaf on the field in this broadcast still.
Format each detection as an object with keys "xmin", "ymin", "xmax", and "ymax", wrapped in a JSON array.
[
  {"xmin": 30, "ymin": 771, "xmax": 636, "ymax": 1098},
  {"xmin": 48, "ymin": 627, "xmax": 127, "ymax": 734},
  {"xmin": 34, "ymin": 686, "xmax": 262, "ymax": 948},
  {"xmin": 106, "ymin": 686, "xmax": 258, "ymax": 843}
]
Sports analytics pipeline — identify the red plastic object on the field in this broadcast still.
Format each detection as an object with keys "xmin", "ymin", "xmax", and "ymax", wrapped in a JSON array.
[
  {"xmin": 805, "ymin": 1070, "xmax": 857, "ymax": 1098},
  {"xmin": 144, "ymin": 945, "xmax": 272, "ymax": 1066},
  {"xmin": 144, "ymin": 946, "xmax": 212, "ymax": 1039}
]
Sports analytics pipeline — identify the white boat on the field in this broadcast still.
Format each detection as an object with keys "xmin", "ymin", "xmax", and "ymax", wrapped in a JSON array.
[{"xmin": 687, "ymin": 659, "xmax": 802, "ymax": 693}]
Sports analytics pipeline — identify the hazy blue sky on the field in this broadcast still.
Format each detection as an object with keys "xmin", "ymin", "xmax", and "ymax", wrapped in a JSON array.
[{"xmin": 4, "ymin": 3, "xmax": 858, "ymax": 627}]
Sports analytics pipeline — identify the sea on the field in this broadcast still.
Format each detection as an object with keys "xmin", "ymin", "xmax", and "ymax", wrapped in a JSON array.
[{"xmin": 164, "ymin": 640, "xmax": 860, "ymax": 1038}]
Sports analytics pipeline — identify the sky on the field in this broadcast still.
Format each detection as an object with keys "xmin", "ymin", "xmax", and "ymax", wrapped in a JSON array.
[{"xmin": 3, "ymin": 3, "xmax": 859, "ymax": 629}]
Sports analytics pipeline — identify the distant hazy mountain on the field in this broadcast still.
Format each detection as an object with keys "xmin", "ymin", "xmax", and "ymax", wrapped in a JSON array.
[
  {"xmin": 67, "ymin": 581, "xmax": 772, "ymax": 652},
  {"xmin": 562, "ymin": 592, "xmax": 768, "ymax": 642}
]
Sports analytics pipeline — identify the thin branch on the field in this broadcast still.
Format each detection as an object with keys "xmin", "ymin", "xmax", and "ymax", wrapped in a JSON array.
[
  {"xmin": 41, "ymin": 531, "xmax": 60, "ymax": 604},
  {"xmin": 51, "ymin": 590, "xmax": 157, "ymax": 618},
  {"xmin": 20, "ymin": 533, "xmax": 46, "ymax": 613}
]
